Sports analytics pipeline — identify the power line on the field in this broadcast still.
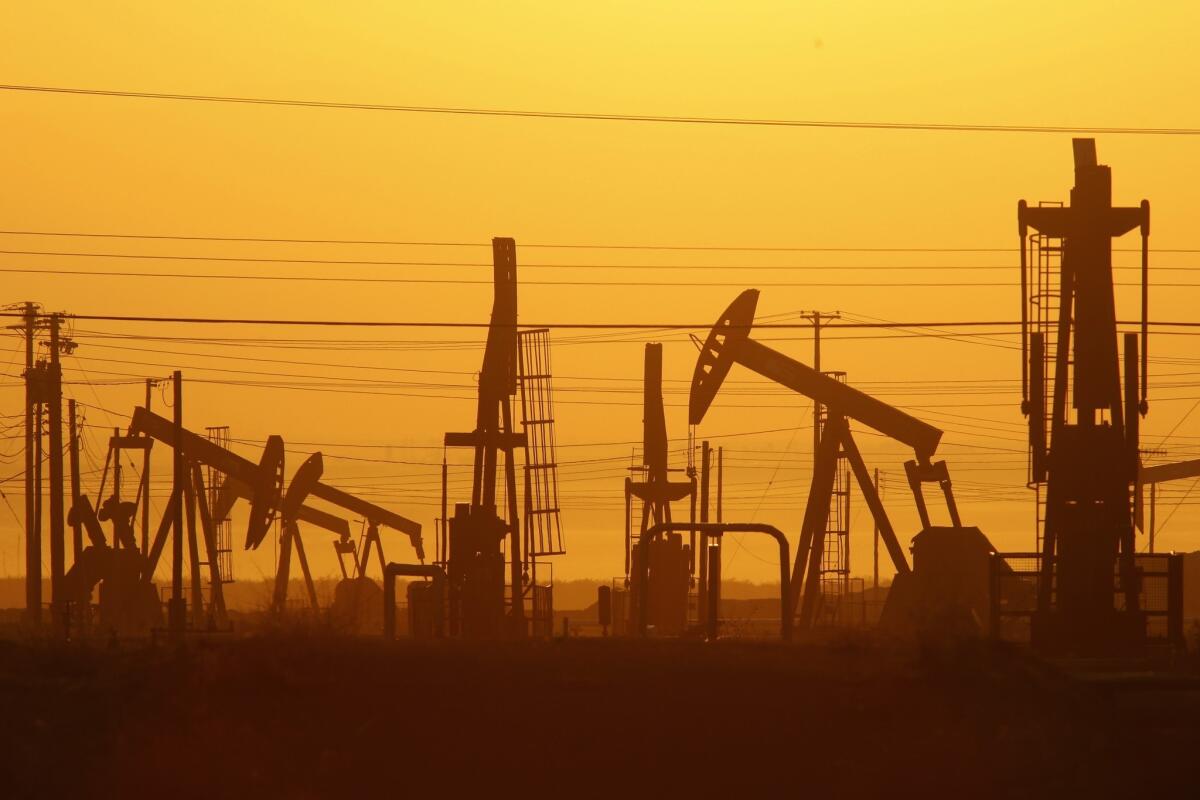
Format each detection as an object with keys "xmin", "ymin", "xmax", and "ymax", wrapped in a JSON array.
[
  {"xmin": 1, "ymin": 311, "xmax": 1024, "ymax": 328},
  {"xmin": 0, "ymin": 248, "xmax": 1189, "ymax": 272},
  {"xmin": 1, "ymin": 229, "xmax": 1195, "ymax": 253},
  {"xmin": 2, "ymin": 265, "xmax": 1100, "ymax": 288},
  {"xmin": 4, "ymin": 83, "xmax": 1200, "ymax": 136},
  {"xmin": 8, "ymin": 310, "xmax": 1200, "ymax": 331}
]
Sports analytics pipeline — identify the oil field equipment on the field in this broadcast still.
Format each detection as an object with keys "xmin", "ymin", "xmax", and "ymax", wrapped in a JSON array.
[
  {"xmin": 129, "ymin": 405, "xmax": 423, "ymax": 624},
  {"xmin": 60, "ymin": 394, "xmax": 425, "ymax": 638},
  {"xmin": 442, "ymin": 237, "xmax": 564, "ymax": 639},
  {"xmin": 1006, "ymin": 138, "xmax": 1183, "ymax": 656},
  {"xmin": 634, "ymin": 522, "xmax": 791, "ymax": 641},
  {"xmin": 623, "ymin": 342, "xmax": 696, "ymax": 636},
  {"xmin": 690, "ymin": 289, "xmax": 998, "ymax": 633}
]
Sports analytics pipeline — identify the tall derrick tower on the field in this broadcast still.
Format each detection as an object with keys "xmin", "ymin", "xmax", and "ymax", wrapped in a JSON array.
[{"xmin": 1018, "ymin": 139, "xmax": 1150, "ymax": 654}]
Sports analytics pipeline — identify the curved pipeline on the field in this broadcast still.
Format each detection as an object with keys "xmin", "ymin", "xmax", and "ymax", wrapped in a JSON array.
[
  {"xmin": 383, "ymin": 562, "xmax": 447, "ymax": 639},
  {"xmin": 636, "ymin": 522, "xmax": 791, "ymax": 641}
]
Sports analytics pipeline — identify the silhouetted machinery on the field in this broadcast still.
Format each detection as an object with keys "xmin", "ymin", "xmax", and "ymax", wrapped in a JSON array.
[
  {"xmin": 1011, "ymin": 138, "xmax": 1182, "ymax": 655},
  {"xmin": 442, "ymin": 237, "xmax": 564, "ymax": 638},
  {"xmin": 623, "ymin": 343, "xmax": 696, "ymax": 635},
  {"xmin": 689, "ymin": 289, "xmax": 998, "ymax": 633},
  {"xmin": 63, "ymin": 403, "xmax": 424, "ymax": 637},
  {"xmin": 63, "ymin": 494, "xmax": 163, "ymax": 636}
]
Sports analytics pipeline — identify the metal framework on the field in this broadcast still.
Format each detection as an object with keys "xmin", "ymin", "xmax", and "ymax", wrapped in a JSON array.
[{"xmin": 1017, "ymin": 138, "xmax": 1151, "ymax": 655}]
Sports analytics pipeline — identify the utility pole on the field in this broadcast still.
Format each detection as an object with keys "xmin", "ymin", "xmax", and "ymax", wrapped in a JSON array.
[
  {"xmin": 142, "ymin": 378, "xmax": 154, "ymax": 555},
  {"xmin": 873, "ymin": 468, "xmax": 880, "ymax": 590},
  {"xmin": 34, "ymin": 402, "xmax": 43, "ymax": 622},
  {"xmin": 47, "ymin": 314, "xmax": 65, "ymax": 625},
  {"xmin": 169, "ymin": 371, "xmax": 186, "ymax": 637},
  {"xmin": 68, "ymin": 399, "xmax": 82, "ymax": 561},
  {"xmin": 716, "ymin": 447, "xmax": 723, "ymax": 524},
  {"xmin": 17, "ymin": 302, "xmax": 39, "ymax": 625},
  {"xmin": 1149, "ymin": 482, "xmax": 1157, "ymax": 554},
  {"xmin": 440, "ymin": 457, "xmax": 448, "ymax": 566},
  {"xmin": 698, "ymin": 441, "xmax": 711, "ymax": 623},
  {"xmin": 803, "ymin": 311, "xmax": 841, "ymax": 463},
  {"xmin": 112, "ymin": 427, "xmax": 121, "ymax": 521}
]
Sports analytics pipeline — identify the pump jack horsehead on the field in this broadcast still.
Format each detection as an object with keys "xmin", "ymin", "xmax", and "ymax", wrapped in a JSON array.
[{"xmin": 689, "ymin": 290, "xmax": 997, "ymax": 631}]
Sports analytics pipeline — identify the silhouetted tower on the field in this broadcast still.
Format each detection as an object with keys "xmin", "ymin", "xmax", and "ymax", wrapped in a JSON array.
[
  {"xmin": 624, "ymin": 343, "xmax": 695, "ymax": 635},
  {"xmin": 443, "ymin": 238, "xmax": 530, "ymax": 638},
  {"xmin": 1018, "ymin": 138, "xmax": 1149, "ymax": 654}
]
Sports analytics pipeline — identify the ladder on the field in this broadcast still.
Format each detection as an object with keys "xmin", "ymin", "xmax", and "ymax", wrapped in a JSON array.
[
  {"xmin": 517, "ymin": 328, "xmax": 565, "ymax": 559},
  {"xmin": 1027, "ymin": 210, "xmax": 1065, "ymax": 553},
  {"xmin": 203, "ymin": 426, "xmax": 235, "ymax": 584}
]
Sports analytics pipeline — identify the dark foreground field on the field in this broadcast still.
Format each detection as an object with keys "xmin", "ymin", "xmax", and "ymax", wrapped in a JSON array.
[{"xmin": 2, "ymin": 634, "xmax": 1198, "ymax": 798}]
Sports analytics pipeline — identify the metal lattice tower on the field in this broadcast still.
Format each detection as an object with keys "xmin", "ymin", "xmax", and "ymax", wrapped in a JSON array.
[
  {"xmin": 204, "ymin": 425, "xmax": 235, "ymax": 584},
  {"xmin": 816, "ymin": 371, "xmax": 851, "ymax": 623}
]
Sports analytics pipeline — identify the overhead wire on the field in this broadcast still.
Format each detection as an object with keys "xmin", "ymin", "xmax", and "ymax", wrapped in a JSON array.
[{"xmin": 4, "ymin": 83, "xmax": 1200, "ymax": 136}]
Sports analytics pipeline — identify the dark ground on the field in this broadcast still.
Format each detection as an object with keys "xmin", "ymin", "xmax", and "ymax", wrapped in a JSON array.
[{"xmin": 2, "ymin": 633, "xmax": 1198, "ymax": 799}]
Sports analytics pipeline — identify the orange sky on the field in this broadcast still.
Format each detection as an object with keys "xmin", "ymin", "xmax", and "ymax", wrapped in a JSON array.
[{"xmin": 2, "ymin": 2, "xmax": 1200, "ymax": 586}]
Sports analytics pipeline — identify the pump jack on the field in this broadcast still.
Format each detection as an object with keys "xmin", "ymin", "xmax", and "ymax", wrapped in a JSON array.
[
  {"xmin": 126, "ymin": 407, "xmax": 423, "ymax": 619},
  {"xmin": 62, "ymin": 401, "xmax": 424, "ymax": 636},
  {"xmin": 443, "ymin": 237, "xmax": 565, "ymax": 639},
  {"xmin": 62, "ymin": 406, "xmax": 290, "ymax": 634},
  {"xmin": 269, "ymin": 449, "xmax": 424, "ymax": 630},
  {"xmin": 1016, "ymin": 139, "xmax": 1170, "ymax": 655},
  {"xmin": 690, "ymin": 290, "xmax": 996, "ymax": 631},
  {"xmin": 624, "ymin": 343, "xmax": 696, "ymax": 635}
]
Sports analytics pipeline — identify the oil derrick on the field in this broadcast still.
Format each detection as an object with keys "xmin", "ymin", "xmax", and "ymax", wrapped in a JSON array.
[
  {"xmin": 1016, "ymin": 139, "xmax": 1176, "ymax": 656},
  {"xmin": 443, "ymin": 237, "xmax": 565, "ymax": 639},
  {"xmin": 624, "ymin": 343, "xmax": 695, "ymax": 636},
  {"xmin": 690, "ymin": 290, "xmax": 998, "ymax": 633}
]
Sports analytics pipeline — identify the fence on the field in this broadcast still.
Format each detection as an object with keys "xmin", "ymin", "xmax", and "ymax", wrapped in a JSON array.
[{"xmin": 989, "ymin": 551, "xmax": 1183, "ymax": 650}]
